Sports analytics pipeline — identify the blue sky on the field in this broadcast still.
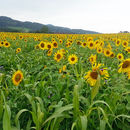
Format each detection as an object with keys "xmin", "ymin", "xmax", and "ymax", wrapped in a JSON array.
[{"xmin": 0, "ymin": 0, "xmax": 130, "ymax": 33}]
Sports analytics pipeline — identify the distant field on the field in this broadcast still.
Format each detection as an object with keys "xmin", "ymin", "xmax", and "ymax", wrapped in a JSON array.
[
  {"xmin": 8, "ymin": 26, "xmax": 30, "ymax": 32},
  {"xmin": 0, "ymin": 32, "xmax": 130, "ymax": 130}
]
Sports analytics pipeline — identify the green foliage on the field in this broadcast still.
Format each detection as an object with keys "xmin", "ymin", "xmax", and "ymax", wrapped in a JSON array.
[{"xmin": 0, "ymin": 32, "xmax": 130, "ymax": 130}]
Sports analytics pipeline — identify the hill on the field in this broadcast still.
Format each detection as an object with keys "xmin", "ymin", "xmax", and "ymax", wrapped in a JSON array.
[{"xmin": 0, "ymin": 16, "xmax": 99, "ymax": 34}]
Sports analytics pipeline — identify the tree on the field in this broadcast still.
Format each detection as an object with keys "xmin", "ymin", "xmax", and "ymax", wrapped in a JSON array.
[{"xmin": 40, "ymin": 25, "xmax": 49, "ymax": 33}]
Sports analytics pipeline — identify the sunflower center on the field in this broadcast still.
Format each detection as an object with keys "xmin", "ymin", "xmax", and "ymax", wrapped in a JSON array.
[
  {"xmin": 90, "ymin": 71, "xmax": 98, "ymax": 80},
  {"xmin": 90, "ymin": 58, "xmax": 93, "ymax": 61},
  {"xmin": 122, "ymin": 61, "xmax": 130, "ymax": 68},
  {"xmin": 83, "ymin": 43, "xmax": 86, "ymax": 46},
  {"xmin": 47, "ymin": 45, "xmax": 51, "ymax": 49},
  {"xmin": 57, "ymin": 54, "xmax": 61, "ymax": 59},
  {"xmin": 110, "ymin": 53, "xmax": 114, "ymax": 57},
  {"xmin": 36, "ymin": 45, "xmax": 39, "ymax": 49},
  {"xmin": 15, "ymin": 74, "xmax": 22, "ymax": 82},
  {"xmin": 54, "ymin": 43, "xmax": 57, "ymax": 47},
  {"xmin": 117, "ymin": 41, "xmax": 120, "ymax": 44},
  {"xmin": 98, "ymin": 49, "xmax": 101, "ymax": 52},
  {"xmin": 71, "ymin": 57, "xmax": 75, "ymax": 61},
  {"xmin": 77, "ymin": 41, "xmax": 81, "ymax": 45},
  {"xmin": 90, "ymin": 43, "xmax": 93, "ymax": 47},
  {"xmin": 127, "ymin": 49, "xmax": 130, "ymax": 52},
  {"xmin": 118, "ymin": 56, "xmax": 122, "ymax": 59},
  {"xmin": 41, "ymin": 43, "xmax": 44, "ymax": 47},
  {"xmin": 5, "ymin": 43, "xmax": 8, "ymax": 46},
  {"xmin": 106, "ymin": 51, "xmax": 110, "ymax": 55},
  {"xmin": 123, "ymin": 42, "xmax": 127, "ymax": 46}
]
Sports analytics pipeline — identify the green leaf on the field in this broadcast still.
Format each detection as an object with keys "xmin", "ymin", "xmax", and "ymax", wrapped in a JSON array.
[
  {"xmin": 91, "ymin": 74, "xmax": 100, "ymax": 102},
  {"xmin": 80, "ymin": 115, "xmax": 87, "ymax": 130},
  {"xmin": 26, "ymin": 118, "xmax": 32, "ymax": 130},
  {"xmin": 42, "ymin": 104, "xmax": 73, "ymax": 126},
  {"xmin": 73, "ymin": 85, "xmax": 79, "ymax": 119},
  {"xmin": 3, "ymin": 104, "xmax": 11, "ymax": 130},
  {"xmin": 100, "ymin": 120, "xmax": 106, "ymax": 130},
  {"xmin": 15, "ymin": 109, "xmax": 28, "ymax": 129}
]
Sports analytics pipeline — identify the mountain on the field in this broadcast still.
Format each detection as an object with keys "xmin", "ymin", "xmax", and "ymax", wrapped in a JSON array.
[{"xmin": 0, "ymin": 16, "xmax": 99, "ymax": 34}]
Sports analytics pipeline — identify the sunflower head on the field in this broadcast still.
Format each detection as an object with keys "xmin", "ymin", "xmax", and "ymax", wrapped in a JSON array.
[
  {"xmin": 96, "ymin": 47, "xmax": 103, "ymax": 53},
  {"xmin": 124, "ymin": 47, "xmax": 130, "ymax": 53},
  {"xmin": 89, "ymin": 54, "xmax": 97, "ymax": 64},
  {"xmin": 35, "ymin": 44, "xmax": 40, "ymax": 50},
  {"xmin": 110, "ymin": 52, "xmax": 115, "ymax": 58},
  {"xmin": 52, "ymin": 41, "xmax": 58, "ymax": 48},
  {"xmin": 84, "ymin": 63, "xmax": 109, "ymax": 86},
  {"xmin": 4, "ymin": 41, "xmax": 10, "ymax": 48},
  {"xmin": 122, "ymin": 41, "xmax": 128, "ymax": 47},
  {"xmin": 68, "ymin": 54, "xmax": 78, "ymax": 65},
  {"xmin": 88, "ymin": 41, "xmax": 95, "ymax": 49},
  {"xmin": 104, "ymin": 49, "xmax": 111, "ymax": 57},
  {"xmin": 47, "ymin": 42, "xmax": 53, "ymax": 50},
  {"xmin": 39, "ymin": 41, "xmax": 46, "ymax": 50},
  {"xmin": 84, "ymin": 71, "xmax": 98, "ymax": 86},
  {"xmin": 115, "ymin": 39, "xmax": 121, "ymax": 46},
  {"xmin": 54, "ymin": 50, "xmax": 63, "ymax": 62},
  {"xmin": 118, "ymin": 58, "xmax": 130, "ymax": 73},
  {"xmin": 117, "ymin": 53, "xmax": 124, "ymax": 61},
  {"xmin": 16, "ymin": 48, "xmax": 21, "ymax": 53},
  {"xmin": 81, "ymin": 42, "xmax": 87, "ymax": 48},
  {"xmin": 12, "ymin": 70, "xmax": 23, "ymax": 86}
]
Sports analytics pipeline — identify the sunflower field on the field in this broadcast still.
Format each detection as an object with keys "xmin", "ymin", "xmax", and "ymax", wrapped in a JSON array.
[{"xmin": 0, "ymin": 32, "xmax": 130, "ymax": 130}]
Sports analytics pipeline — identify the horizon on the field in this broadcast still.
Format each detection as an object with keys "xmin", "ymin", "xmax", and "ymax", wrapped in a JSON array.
[{"xmin": 0, "ymin": 0, "xmax": 130, "ymax": 33}]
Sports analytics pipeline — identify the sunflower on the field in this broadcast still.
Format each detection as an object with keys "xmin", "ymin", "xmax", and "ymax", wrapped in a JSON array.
[
  {"xmin": 59, "ymin": 49, "xmax": 66, "ymax": 55},
  {"xmin": 122, "ymin": 41, "xmax": 128, "ymax": 47},
  {"xmin": 104, "ymin": 49, "xmax": 111, "ymax": 57},
  {"xmin": 115, "ymin": 39, "xmax": 121, "ymax": 46},
  {"xmin": 127, "ymin": 71, "xmax": 130, "ymax": 79},
  {"xmin": 100, "ymin": 41, "xmax": 104, "ymax": 47},
  {"xmin": 118, "ymin": 58, "xmax": 130, "ymax": 73},
  {"xmin": 95, "ymin": 40, "xmax": 100, "ymax": 45},
  {"xmin": 46, "ymin": 42, "xmax": 53, "ymax": 50},
  {"xmin": 47, "ymin": 50, "xmax": 52, "ymax": 56},
  {"xmin": 4, "ymin": 41, "xmax": 10, "ymax": 48},
  {"xmin": 66, "ymin": 42, "xmax": 71, "ymax": 48},
  {"xmin": 12, "ymin": 70, "xmax": 23, "ymax": 86},
  {"xmin": 35, "ymin": 44, "xmax": 40, "ymax": 50},
  {"xmin": 39, "ymin": 41, "xmax": 46, "ymax": 50},
  {"xmin": 87, "ymin": 37, "xmax": 93, "ymax": 42},
  {"xmin": 62, "ymin": 65, "xmax": 66, "ymax": 71},
  {"xmin": 107, "ymin": 44, "xmax": 112, "ymax": 50},
  {"xmin": 54, "ymin": 50, "xmax": 63, "ymax": 62},
  {"xmin": 110, "ymin": 52, "xmax": 115, "ymax": 58},
  {"xmin": 88, "ymin": 41, "xmax": 95, "ymax": 50},
  {"xmin": 84, "ymin": 71, "xmax": 98, "ymax": 86},
  {"xmin": 82, "ymin": 42, "xmax": 87, "ymax": 48},
  {"xmin": 0, "ymin": 41, "xmax": 4, "ymax": 46},
  {"xmin": 124, "ymin": 47, "xmax": 130, "ymax": 53},
  {"xmin": 77, "ymin": 41, "xmax": 82, "ymax": 45},
  {"xmin": 52, "ymin": 41, "xmax": 58, "ymax": 48},
  {"xmin": 68, "ymin": 54, "xmax": 78, "ymax": 65},
  {"xmin": 117, "ymin": 53, "xmax": 124, "ymax": 61},
  {"xmin": 16, "ymin": 48, "xmax": 21, "ymax": 53},
  {"xmin": 84, "ymin": 63, "xmax": 109, "ymax": 86},
  {"xmin": 89, "ymin": 54, "xmax": 97, "ymax": 64},
  {"xmin": 24, "ymin": 39, "xmax": 27, "ymax": 42},
  {"xmin": 19, "ymin": 35, "xmax": 23, "ymax": 40},
  {"xmin": 0, "ymin": 42, "xmax": 3, "ymax": 47},
  {"xmin": 59, "ymin": 39, "xmax": 63, "ymax": 44},
  {"xmin": 97, "ymin": 47, "xmax": 103, "ymax": 53}
]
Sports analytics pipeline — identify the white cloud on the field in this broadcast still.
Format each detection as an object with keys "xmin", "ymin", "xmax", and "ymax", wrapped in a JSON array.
[{"xmin": 0, "ymin": 0, "xmax": 130, "ymax": 33}]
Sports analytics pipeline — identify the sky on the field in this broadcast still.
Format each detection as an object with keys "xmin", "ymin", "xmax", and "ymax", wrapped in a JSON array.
[{"xmin": 0, "ymin": 0, "xmax": 130, "ymax": 33}]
